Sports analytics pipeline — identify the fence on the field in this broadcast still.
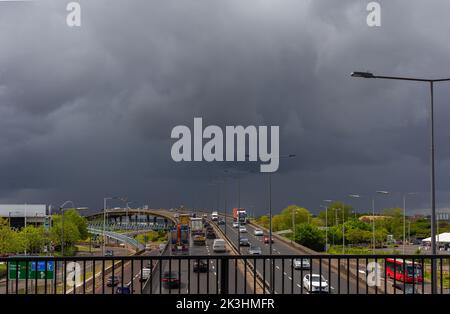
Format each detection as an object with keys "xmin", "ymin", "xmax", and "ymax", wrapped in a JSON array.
[{"xmin": 0, "ymin": 255, "xmax": 448, "ymax": 294}]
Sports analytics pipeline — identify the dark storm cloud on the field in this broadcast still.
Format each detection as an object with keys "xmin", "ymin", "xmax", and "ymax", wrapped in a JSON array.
[{"xmin": 1, "ymin": 0, "xmax": 450, "ymax": 214}]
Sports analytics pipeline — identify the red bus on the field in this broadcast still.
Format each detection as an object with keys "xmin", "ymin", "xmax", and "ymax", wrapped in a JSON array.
[{"xmin": 386, "ymin": 258, "xmax": 423, "ymax": 283}]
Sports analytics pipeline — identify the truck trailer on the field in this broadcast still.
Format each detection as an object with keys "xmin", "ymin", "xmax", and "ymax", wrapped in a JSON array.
[{"xmin": 190, "ymin": 217, "xmax": 206, "ymax": 245}]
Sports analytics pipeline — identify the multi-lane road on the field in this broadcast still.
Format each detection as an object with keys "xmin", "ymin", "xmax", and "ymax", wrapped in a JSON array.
[
  {"xmin": 145, "ymin": 233, "xmax": 254, "ymax": 294},
  {"xmin": 217, "ymin": 214, "xmax": 359, "ymax": 294}
]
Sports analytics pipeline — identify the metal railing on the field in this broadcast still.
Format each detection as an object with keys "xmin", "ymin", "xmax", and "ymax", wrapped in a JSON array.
[{"xmin": 0, "ymin": 255, "xmax": 448, "ymax": 294}]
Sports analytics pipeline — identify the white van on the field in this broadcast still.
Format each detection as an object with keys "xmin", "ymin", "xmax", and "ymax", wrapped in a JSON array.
[
  {"xmin": 213, "ymin": 239, "xmax": 226, "ymax": 252},
  {"xmin": 211, "ymin": 211, "xmax": 218, "ymax": 221},
  {"xmin": 140, "ymin": 268, "xmax": 151, "ymax": 281}
]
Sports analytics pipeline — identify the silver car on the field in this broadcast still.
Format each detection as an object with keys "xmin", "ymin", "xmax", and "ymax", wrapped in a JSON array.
[
  {"xmin": 249, "ymin": 245, "xmax": 262, "ymax": 255},
  {"xmin": 294, "ymin": 258, "xmax": 311, "ymax": 270}
]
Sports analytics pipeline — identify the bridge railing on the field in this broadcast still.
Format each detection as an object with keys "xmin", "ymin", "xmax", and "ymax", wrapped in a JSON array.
[{"xmin": 0, "ymin": 255, "xmax": 448, "ymax": 294}]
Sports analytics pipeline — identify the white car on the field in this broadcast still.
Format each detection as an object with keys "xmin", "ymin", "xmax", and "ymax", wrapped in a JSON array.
[
  {"xmin": 232, "ymin": 221, "xmax": 239, "ymax": 228},
  {"xmin": 253, "ymin": 229, "xmax": 264, "ymax": 236},
  {"xmin": 239, "ymin": 226, "xmax": 247, "ymax": 233},
  {"xmin": 303, "ymin": 274, "xmax": 329, "ymax": 293},
  {"xmin": 294, "ymin": 258, "xmax": 311, "ymax": 270}
]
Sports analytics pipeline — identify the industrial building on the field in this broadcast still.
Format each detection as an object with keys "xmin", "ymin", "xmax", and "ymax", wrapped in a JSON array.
[{"xmin": 0, "ymin": 204, "xmax": 47, "ymax": 228}]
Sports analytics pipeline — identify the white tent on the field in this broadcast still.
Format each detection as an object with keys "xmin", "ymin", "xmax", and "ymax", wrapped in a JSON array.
[{"xmin": 422, "ymin": 232, "xmax": 450, "ymax": 244}]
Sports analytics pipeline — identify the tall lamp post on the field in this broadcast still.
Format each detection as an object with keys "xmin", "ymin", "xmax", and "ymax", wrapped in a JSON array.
[
  {"xmin": 103, "ymin": 196, "xmax": 125, "ymax": 256},
  {"xmin": 322, "ymin": 201, "xmax": 333, "ymax": 252},
  {"xmin": 267, "ymin": 154, "xmax": 296, "ymax": 293},
  {"xmin": 224, "ymin": 169, "xmax": 247, "ymax": 253},
  {"xmin": 403, "ymin": 193, "xmax": 417, "ymax": 254},
  {"xmin": 59, "ymin": 201, "xmax": 87, "ymax": 256},
  {"xmin": 352, "ymin": 71, "xmax": 450, "ymax": 293},
  {"xmin": 372, "ymin": 191, "xmax": 390, "ymax": 252}
]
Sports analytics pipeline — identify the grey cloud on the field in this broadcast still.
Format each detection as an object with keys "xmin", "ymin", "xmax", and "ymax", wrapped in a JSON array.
[{"xmin": 1, "ymin": 0, "xmax": 450, "ymax": 213}]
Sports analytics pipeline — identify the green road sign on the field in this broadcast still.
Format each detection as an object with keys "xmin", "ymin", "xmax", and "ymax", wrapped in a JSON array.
[
  {"xmin": 44, "ymin": 216, "xmax": 51, "ymax": 230},
  {"xmin": 8, "ymin": 261, "xmax": 55, "ymax": 280}
]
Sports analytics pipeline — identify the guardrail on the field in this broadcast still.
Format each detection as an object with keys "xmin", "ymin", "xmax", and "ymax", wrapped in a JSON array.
[
  {"xmin": 0, "ymin": 255, "xmax": 449, "ymax": 294},
  {"xmin": 87, "ymin": 227, "xmax": 145, "ymax": 251}
]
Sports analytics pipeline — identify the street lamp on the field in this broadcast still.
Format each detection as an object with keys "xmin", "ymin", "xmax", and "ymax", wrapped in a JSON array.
[
  {"xmin": 103, "ymin": 196, "xmax": 126, "ymax": 255},
  {"xmin": 372, "ymin": 191, "xmax": 390, "ymax": 253},
  {"xmin": 223, "ymin": 169, "xmax": 243, "ymax": 253},
  {"xmin": 267, "ymin": 154, "xmax": 296, "ymax": 294},
  {"xmin": 349, "ymin": 194, "xmax": 362, "ymax": 218},
  {"xmin": 352, "ymin": 71, "xmax": 450, "ymax": 293},
  {"xmin": 59, "ymin": 201, "xmax": 87, "ymax": 256},
  {"xmin": 322, "ymin": 200, "xmax": 333, "ymax": 252},
  {"xmin": 267, "ymin": 154, "xmax": 296, "ymax": 258},
  {"xmin": 403, "ymin": 192, "xmax": 417, "ymax": 254}
]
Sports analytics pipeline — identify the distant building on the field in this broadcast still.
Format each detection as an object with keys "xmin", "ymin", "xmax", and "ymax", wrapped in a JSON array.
[
  {"xmin": 358, "ymin": 215, "xmax": 390, "ymax": 223},
  {"xmin": 0, "ymin": 204, "xmax": 47, "ymax": 228},
  {"xmin": 437, "ymin": 211, "xmax": 450, "ymax": 222}
]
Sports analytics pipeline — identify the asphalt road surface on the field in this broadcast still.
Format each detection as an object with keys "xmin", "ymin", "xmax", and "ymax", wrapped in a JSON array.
[{"xmin": 217, "ymin": 215, "xmax": 359, "ymax": 294}]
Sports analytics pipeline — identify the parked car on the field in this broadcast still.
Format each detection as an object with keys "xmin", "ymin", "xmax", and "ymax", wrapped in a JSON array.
[
  {"xmin": 107, "ymin": 276, "xmax": 120, "ymax": 287},
  {"xmin": 294, "ymin": 258, "xmax": 311, "ymax": 270},
  {"xmin": 249, "ymin": 245, "xmax": 262, "ymax": 255},
  {"xmin": 193, "ymin": 259, "xmax": 209, "ymax": 272},
  {"xmin": 239, "ymin": 237, "xmax": 250, "ymax": 246},
  {"xmin": 263, "ymin": 236, "xmax": 274, "ymax": 244},
  {"xmin": 162, "ymin": 271, "xmax": 180, "ymax": 289},
  {"xmin": 232, "ymin": 221, "xmax": 239, "ymax": 228},
  {"xmin": 303, "ymin": 274, "xmax": 329, "ymax": 293},
  {"xmin": 253, "ymin": 229, "xmax": 264, "ymax": 236},
  {"xmin": 145, "ymin": 244, "xmax": 152, "ymax": 251},
  {"xmin": 159, "ymin": 243, "xmax": 166, "ymax": 252},
  {"xmin": 213, "ymin": 239, "xmax": 226, "ymax": 252},
  {"xmin": 105, "ymin": 250, "xmax": 114, "ymax": 257},
  {"xmin": 116, "ymin": 285, "xmax": 132, "ymax": 294}
]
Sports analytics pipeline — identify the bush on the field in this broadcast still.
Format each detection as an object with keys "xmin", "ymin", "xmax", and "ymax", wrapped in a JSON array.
[{"xmin": 294, "ymin": 223, "xmax": 325, "ymax": 251}]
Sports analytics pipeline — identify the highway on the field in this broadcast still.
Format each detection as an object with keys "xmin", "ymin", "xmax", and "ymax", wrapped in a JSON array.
[
  {"xmin": 145, "ymin": 235, "xmax": 254, "ymax": 294},
  {"xmin": 217, "ymin": 215, "xmax": 359, "ymax": 294}
]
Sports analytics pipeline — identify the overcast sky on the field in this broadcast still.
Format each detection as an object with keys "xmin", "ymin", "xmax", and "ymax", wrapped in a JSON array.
[{"xmin": 1, "ymin": 0, "xmax": 450, "ymax": 215}]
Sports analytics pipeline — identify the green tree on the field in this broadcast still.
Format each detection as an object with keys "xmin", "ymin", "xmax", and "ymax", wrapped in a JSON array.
[
  {"xmin": 63, "ymin": 209, "xmax": 88, "ymax": 240},
  {"xmin": 19, "ymin": 226, "xmax": 47, "ymax": 254},
  {"xmin": 272, "ymin": 205, "xmax": 312, "ymax": 232},
  {"xmin": 317, "ymin": 202, "xmax": 353, "ymax": 227},
  {"xmin": 0, "ymin": 224, "xmax": 25, "ymax": 254},
  {"xmin": 256, "ymin": 215, "xmax": 269, "ymax": 228},
  {"xmin": 294, "ymin": 223, "xmax": 325, "ymax": 251},
  {"xmin": 50, "ymin": 210, "xmax": 87, "ymax": 253}
]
